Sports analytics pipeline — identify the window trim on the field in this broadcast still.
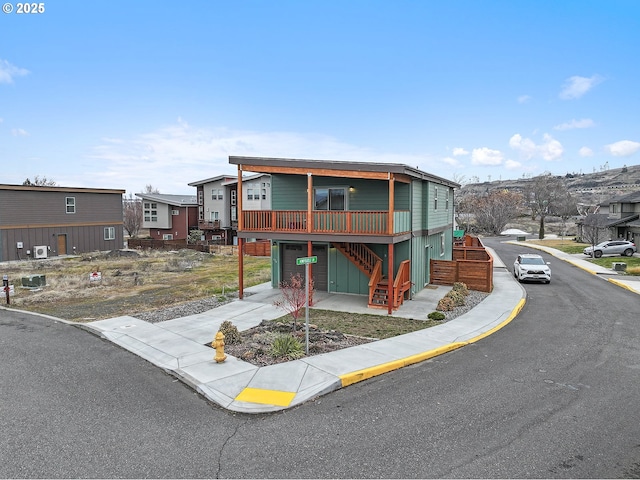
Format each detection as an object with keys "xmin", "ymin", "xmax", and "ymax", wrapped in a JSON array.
[
  {"xmin": 104, "ymin": 226, "xmax": 115, "ymax": 240},
  {"xmin": 65, "ymin": 196, "xmax": 76, "ymax": 214}
]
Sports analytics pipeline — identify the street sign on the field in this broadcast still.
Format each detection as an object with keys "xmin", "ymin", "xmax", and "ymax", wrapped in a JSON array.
[{"xmin": 296, "ymin": 256, "xmax": 317, "ymax": 266}]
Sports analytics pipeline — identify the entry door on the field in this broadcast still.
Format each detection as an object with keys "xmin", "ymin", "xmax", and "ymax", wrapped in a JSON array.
[{"xmin": 57, "ymin": 234, "xmax": 67, "ymax": 255}]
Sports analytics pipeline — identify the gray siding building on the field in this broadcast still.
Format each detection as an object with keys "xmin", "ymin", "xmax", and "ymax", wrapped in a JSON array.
[{"xmin": 0, "ymin": 184, "xmax": 125, "ymax": 261}]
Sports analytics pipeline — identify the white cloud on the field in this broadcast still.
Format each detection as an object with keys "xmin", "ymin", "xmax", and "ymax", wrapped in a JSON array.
[
  {"xmin": 442, "ymin": 157, "xmax": 461, "ymax": 167},
  {"xmin": 604, "ymin": 140, "xmax": 640, "ymax": 157},
  {"xmin": 509, "ymin": 134, "xmax": 537, "ymax": 160},
  {"xmin": 471, "ymin": 147, "xmax": 503, "ymax": 166},
  {"xmin": 452, "ymin": 147, "xmax": 469, "ymax": 156},
  {"xmin": 87, "ymin": 119, "xmax": 452, "ymax": 194},
  {"xmin": 559, "ymin": 75, "xmax": 603, "ymax": 100},
  {"xmin": 11, "ymin": 128, "xmax": 29, "ymax": 136},
  {"xmin": 517, "ymin": 95, "xmax": 531, "ymax": 104},
  {"xmin": 505, "ymin": 159, "xmax": 522, "ymax": 169},
  {"xmin": 579, "ymin": 146, "xmax": 594, "ymax": 157},
  {"xmin": 0, "ymin": 59, "xmax": 29, "ymax": 84},
  {"xmin": 509, "ymin": 133, "xmax": 563, "ymax": 161},
  {"xmin": 554, "ymin": 118, "xmax": 595, "ymax": 131}
]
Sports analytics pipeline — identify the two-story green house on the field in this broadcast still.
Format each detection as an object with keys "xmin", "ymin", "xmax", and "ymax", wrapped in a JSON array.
[{"xmin": 230, "ymin": 156, "xmax": 459, "ymax": 314}]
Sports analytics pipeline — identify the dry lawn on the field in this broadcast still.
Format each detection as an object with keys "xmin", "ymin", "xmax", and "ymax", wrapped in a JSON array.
[{"xmin": 2, "ymin": 248, "xmax": 271, "ymax": 321}]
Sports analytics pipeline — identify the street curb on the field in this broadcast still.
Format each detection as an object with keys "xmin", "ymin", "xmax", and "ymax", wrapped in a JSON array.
[
  {"xmin": 338, "ymin": 296, "xmax": 527, "ymax": 389},
  {"xmin": 608, "ymin": 277, "xmax": 640, "ymax": 294}
]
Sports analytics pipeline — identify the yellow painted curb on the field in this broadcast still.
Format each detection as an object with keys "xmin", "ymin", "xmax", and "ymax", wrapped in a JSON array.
[
  {"xmin": 607, "ymin": 278, "xmax": 640, "ymax": 294},
  {"xmin": 235, "ymin": 387, "xmax": 296, "ymax": 407},
  {"xmin": 339, "ymin": 343, "xmax": 466, "ymax": 387},
  {"xmin": 339, "ymin": 296, "xmax": 527, "ymax": 388}
]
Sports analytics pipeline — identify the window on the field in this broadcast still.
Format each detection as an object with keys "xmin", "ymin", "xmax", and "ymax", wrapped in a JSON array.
[
  {"xmin": 210, "ymin": 211, "xmax": 219, "ymax": 221},
  {"xmin": 104, "ymin": 227, "xmax": 115, "ymax": 240},
  {"xmin": 445, "ymin": 189, "xmax": 449, "ymax": 210},
  {"xmin": 66, "ymin": 197, "xmax": 76, "ymax": 214},
  {"xmin": 611, "ymin": 204, "xmax": 617, "ymax": 214},
  {"xmin": 212, "ymin": 189, "xmax": 223, "ymax": 200},
  {"xmin": 434, "ymin": 187, "xmax": 438, "ymax": 210},
  {"xmin": 144, "ymin": 202, "xmax": 158, "ymax": 222},
  {"xmin": 231, "ymin": 206, "xmax": 237, "ymax": 221},
  {"xmin": 198, "ymin": 206, "xmax": 204, "ymax": 221},
  {"xmin": 440, "ymin": 233, "xmax": 445, "ymax": 255},
  {"xmin": 162, "ymin": 234, "xmax": 173, "ymax": 240},
  {"xmin": 262, "ymin": 182, "xmax": 270, "ymax": 187},
  {"xmin": 231, "ymin": 190, "xmax": 236, "ymax": 206},
  {"xmin": 314, "ymin": 188, "xmax": 346, "ymax": 211},
  {"xmin": 247, "ymin": 189, "xmax": 255, "ymax": 200},
  {"xmin": 261, "ymin": 188, "xmax": 267, "ymax": 200},
  {"xmin": 171, "ymin": 209, "xmax": 179, "ymax": 216},
  {"xmin": 198, "ymin": 190, "xmax": 203, "ymax": 205}
]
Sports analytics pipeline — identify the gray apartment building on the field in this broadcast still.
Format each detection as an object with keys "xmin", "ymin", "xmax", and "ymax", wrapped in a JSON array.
[{"xmin": 0, "ymin": 184, "xmax": 125, "ymax": 262}]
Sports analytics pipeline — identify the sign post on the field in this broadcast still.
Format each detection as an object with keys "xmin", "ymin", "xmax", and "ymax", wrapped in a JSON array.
[
  {"xmin": 296, "ymin": 256, "xmax": 317, "ymax": 354},
  {"xmin": 3, "ymin": 274, "xmax": 9, "ymax": 305}
]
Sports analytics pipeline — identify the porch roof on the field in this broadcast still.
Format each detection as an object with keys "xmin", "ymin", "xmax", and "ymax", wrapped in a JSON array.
[{"xmin": 229, "ymin": 156, "xmax": 460, "ymax": 188}]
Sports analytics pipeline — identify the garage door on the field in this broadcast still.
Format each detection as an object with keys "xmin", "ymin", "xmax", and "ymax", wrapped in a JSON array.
[{"xmin": 281, "ymin": 243, "xmax": 328, "ymax": 291}]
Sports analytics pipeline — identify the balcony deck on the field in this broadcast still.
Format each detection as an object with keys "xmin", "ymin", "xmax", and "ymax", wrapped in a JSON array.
[{"xmin": 241, "ymin": 210, "xmax": 411, "ymax": 235}]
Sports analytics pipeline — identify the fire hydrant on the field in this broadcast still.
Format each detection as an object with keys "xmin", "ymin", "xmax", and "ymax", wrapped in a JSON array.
[{"xmin": 212, "ymin": 331, "xmax": 227, "ymax": 363}]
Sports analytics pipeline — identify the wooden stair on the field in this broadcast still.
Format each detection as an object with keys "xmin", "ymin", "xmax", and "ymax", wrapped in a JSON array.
[{"xmin": 333, "ymin": 242, "xmax": 411, "ymax": 310}]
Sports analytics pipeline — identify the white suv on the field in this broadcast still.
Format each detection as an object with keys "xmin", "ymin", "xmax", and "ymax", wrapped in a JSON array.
[{"xmin": 513, "ymin": 254, "xmax": 551, "ymax": 284}]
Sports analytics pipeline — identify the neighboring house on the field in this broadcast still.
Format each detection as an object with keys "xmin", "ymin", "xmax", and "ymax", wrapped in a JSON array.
[
  {"xmin": 576, "ymin": 191, "xmax": 640, "ymax": 244},
  {"xmin": 229, "ymin": 156, "xmax": 460, "ymax": 314},
  {"xmin": 135, "ymin": 193, "xmax": 198, "ymax": 240},
  {"xmin": 0, "ymin": 184, "xmax": 125, "ymax": 262},
  {"xmin": 188, "ymin": 173, "xmax": 272, "ymax": 245}
]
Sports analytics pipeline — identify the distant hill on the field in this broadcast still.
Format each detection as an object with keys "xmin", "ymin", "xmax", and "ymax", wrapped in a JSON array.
[{"xmin": 460, "ymin": 164, "xmax": 640, "ymax": 206}]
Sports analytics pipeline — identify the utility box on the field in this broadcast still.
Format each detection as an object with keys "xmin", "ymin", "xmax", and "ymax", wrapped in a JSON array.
[
  {"xmin": 612, "ymin": 262, "xmax": 627, "ymax": 272},
  {"xmin": 21, "ymin": 274, "xmax": 47, "ymax": 287},
  {"xmin": 516, "ymin": 236, "xmax": 526, "ymax": 241}
]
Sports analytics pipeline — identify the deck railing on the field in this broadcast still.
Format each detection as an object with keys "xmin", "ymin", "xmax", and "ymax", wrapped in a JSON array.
[{"xmin": 242, "ymin": 210, "xmax": 410, "ymax": 235}]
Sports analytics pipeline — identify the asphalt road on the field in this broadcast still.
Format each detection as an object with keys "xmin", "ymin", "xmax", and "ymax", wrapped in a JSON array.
[{"xmin": 2, "ymin": 238, "xmax": 640, "ymax": 478}]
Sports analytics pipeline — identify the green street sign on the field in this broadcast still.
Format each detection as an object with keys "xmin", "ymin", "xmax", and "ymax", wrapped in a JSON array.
[{"xmin": 296, "ymin": 256, "xmax": 317, "ymax": 265}]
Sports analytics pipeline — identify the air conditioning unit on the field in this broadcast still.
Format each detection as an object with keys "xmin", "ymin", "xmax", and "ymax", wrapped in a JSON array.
[{"xmin": 34, "ymin": 245, "xmax": 48, "ymax": 259}]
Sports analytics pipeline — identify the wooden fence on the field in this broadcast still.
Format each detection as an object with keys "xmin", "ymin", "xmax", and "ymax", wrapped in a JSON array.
[
  {"xmin": 127, "ymin": 238, "xmax": 270, "ymax": 257},
  {"xmin": 430, "ymin": 236, "xmax": 493, "ymax": 292}
]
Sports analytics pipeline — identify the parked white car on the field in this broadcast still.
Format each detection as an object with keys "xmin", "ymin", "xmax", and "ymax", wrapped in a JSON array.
[
  {"xmin": 583, "ymin": 240, "xmax": 636, "ymax": 258},
  {"xmin": 513, "ymin": 254, "xmax": 551, "ymax": 284}
]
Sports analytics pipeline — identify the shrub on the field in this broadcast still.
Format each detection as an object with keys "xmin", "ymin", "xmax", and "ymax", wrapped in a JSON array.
[
  {"xmin": 270, "ymin": 334, "xmax": 305, "ymax": 359},
  {"xmin": 427, "ymin": 311, "xmax": 446, "ymax": 321},
  {"xmin": 452, "ymin": 282, "xmax": 469, "ymax": 296},
  {"xmin": 436, "ymin": 296, "xmax": 455, "ymax": 312},
  {"xmin": 218, "ymin": 320, "xmax": 241, "ymax": 345},
  {"xmin": 445, "ymin": 290, "xmax": 466, "ymax": 307}
]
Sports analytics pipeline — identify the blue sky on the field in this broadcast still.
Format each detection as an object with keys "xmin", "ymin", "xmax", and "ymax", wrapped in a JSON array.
[{"xmin": 1, "ymin": 1, "xmax": 639, "ymax": 195}]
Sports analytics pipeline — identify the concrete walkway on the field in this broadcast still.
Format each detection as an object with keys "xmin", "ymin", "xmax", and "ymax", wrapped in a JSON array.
[{"xmin": 86, "ymin": 242, "xmax": 639, "ymax": 413}]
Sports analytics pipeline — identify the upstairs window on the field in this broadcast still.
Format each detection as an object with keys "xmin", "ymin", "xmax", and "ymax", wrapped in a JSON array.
[
  {"xmin": 314, "ymin": 188, "xmax": 346, "ymax": 211},
  {"xmin": 104, "ymin": 227, "xmax": 115, "ymax": 240},
  {"xmin": 261, "ymin": 188, "xmax": 267, "ymax": 200},
  {"xmin": 434, "ymin": 187, "xmax": 438, "ymax": 210},
  {"xmin": 247, "ymin": 189, "xmax": 255, "ymax": 200},
  {"xmin": 445, "ymin": 189, "xmax": 449, "ymax": 210},
  {"xmin": 212, "ymin": 189, "xmax": 223, "ymax": 200},
  {"xmin": 171, "ymin": 209, "xmax": 179, "ymax": 216},
  {"xmin": 197, "ymin": 190, "xmax": 203, "ymax": 205},
  {"xmin": 144, "ymin": 202, "xmax": 158, "ymax": 222},
  {"xmin": 231, "ymin": 190, "xmax": 236, "ymax": 206},
  {"xmin": 66, "ymin": 197, "xmax": 76, "ymax": 214}
]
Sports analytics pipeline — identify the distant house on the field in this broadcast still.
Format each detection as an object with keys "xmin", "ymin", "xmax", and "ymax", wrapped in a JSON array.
[
  {"xmin": 229, "ymin": 156, "xmax": 459, "ymax": 314},
  {"xmin": 135, "ymin": 193, "xmax": 198, "ymax": 240},
  {"xmin": 188, "ymin": 173, "xmax": 272, "ymax": 245},
  {"xmin": 0, "ymin": 184, "xmax": 125, "ymax": 262},
  {"xmin": 576, "ymin": 191, "xmax": 640, "ymax": 243}
]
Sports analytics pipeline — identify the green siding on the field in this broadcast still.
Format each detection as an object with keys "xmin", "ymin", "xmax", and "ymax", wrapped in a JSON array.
[
  {"xmin": 328, "ymin": 246, "xmax": 369, "ymax": 294},
  {"xmin": 412, "ymin": 180, "xmax": 423, "ymax": 231},
  {"xmin": 271, "ymin": 175, "xmax": 307, "ymax": 210},
  {"xmin": 426, "ymin": 183, "xmax": 453, "ymax": 229}
]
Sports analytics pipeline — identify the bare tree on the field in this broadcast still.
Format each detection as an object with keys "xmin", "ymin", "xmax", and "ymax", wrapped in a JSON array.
[
  {"xmin": 23, "ymin": 175, "xmax": 57, "ymax": 186},
  {"xmin": 123, "ymin": 194, "xmax": 143, "ymax": 238},
  {"xmin": 523, "ymin": 174, "xmax": 570, "ymax": 239},
  {"xmin": 579, "ymin": 208, "xmax": 609, "ymax": 256},
  {"xmin": 554, "ymin": 192, "xmax": 578, "ymax": 239},
  {"xmin": 464, "ymin": 190, "xmax": 524, "ymax": 235},
  {"xmin": 144, "ymin": 184, "xmax": 160, "ymax": 194}
]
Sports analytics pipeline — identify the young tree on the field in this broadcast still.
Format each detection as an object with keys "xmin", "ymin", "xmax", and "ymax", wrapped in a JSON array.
[
  {"xmin": 555, "ymin": 192, "xmax": 578, "ymax": 239},
  {"xmin": 123, "ymin": 193, "xmax": 143, "ymax": 238},
  {"xmin": 524, "ymin": 174, "xmax": 570, "ymax": 239},
  {"xmin": 273, "ymin": 273, "xmax": 314, "ymax": 332}
]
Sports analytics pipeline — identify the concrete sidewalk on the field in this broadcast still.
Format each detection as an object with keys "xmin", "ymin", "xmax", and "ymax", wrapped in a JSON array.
[{"xmin": 87, "ymin": 248, "xmax": 526, "ymax": 413}]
